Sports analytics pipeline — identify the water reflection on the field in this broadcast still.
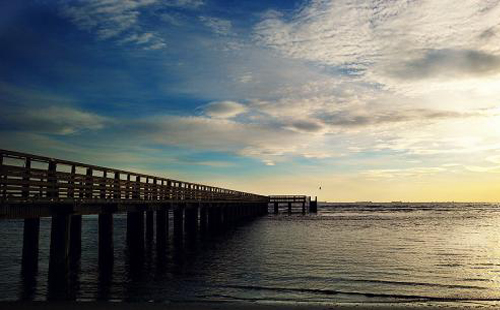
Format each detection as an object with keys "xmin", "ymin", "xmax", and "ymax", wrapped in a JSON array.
[
  {"xmin": 20, "ymin": 257, "xmax": 37, "ymax": 300},
  {"xmin": 9, "ymin": 205, "xmax": 500, "ymax": 305}
]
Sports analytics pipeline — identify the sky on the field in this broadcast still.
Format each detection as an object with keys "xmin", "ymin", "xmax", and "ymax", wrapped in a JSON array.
[{"xmin": 1, "ymin": 0, "xmax": 500, "ymax": 202}]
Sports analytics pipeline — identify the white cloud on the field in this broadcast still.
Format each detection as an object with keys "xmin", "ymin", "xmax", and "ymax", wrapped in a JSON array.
[
  {"xmin": 254, "ymin": 0, "xmax": 500, "ymax": 70},
  {"xmin": 165, "ymin": 0, "xmax": 204, "ymax": 9},
  {"xmin": 1, "ymin": 106, "xmax": 108, "ymax": 135},
  {"xmin": 202, "ymin": 101, "xmax": 247, "ymax": 118},
  {"xmin": 60, "ymin": 0, "xmax": 166, "ymax": 50},
  {"xmin": 199, "ymin": 16, "xmax": 232, "ymax": 36},
  {"xmin": 128, "ymin": 115, "xmax": 330, "ymax": 165},
  {"xmin": 363, "ymin": 166, "xmax": 450, "ymax": 179}
]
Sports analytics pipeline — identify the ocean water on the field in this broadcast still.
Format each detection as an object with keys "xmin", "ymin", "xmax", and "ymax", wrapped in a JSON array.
[{"xmin": 2, "ymin": 203, "xmax": 500, "ymax": 306}]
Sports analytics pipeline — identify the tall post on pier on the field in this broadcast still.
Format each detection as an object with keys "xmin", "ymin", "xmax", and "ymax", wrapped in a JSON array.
[
  {"xmin": 146, "ymin": 210, "xmax": 154, "ymax": 242},
  {"xmin": 127, "ymin": 211, "xmax": 144, "ymax": 251},
  {"xmin": 207, "ymin": 204, "xmax": 221, "ymax": 232},
  {"xmin": 200, "ymin": 204, "xmax": 208, "ymax": 232},
  {"xmin": 173, "ymin": 205, "xmax": 184, "ymax": 243},
  {"xmin": 185, "ymin": 204, "xmax": 198, "ymax": 240},
  {"xmin": 22, "ymin": 218, "xmax": 40, "ymax": 275},
  {"xmin": 309, "ymin": 196, "xmax": 318, "ymax": 213},
  {"xmin": 69, "ymin": 215, "xmax": 82, "ymax": 261},
  {"xmin": 156, "ymin": 208, "xmax": 168, "ymax": 247},
  {"xmin": 48, "ymin": 213, "xmax": 72, "ymax": 299},
  {"xmin": 21, "ymin": 217, "xmax": 40, "ymax": 300},
  {"xmin": 99, "ymin": 212, "xmax": 113, "ymax": 266}
]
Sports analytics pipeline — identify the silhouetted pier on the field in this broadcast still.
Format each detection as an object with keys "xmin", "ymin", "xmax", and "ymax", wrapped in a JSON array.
[
  {"xmin": 0, "ymin": 149, "xmax": 280, "ymax": 297},
  {"xmin": 269, "ymin": 195, "xmax": 317, "ymax": 214}
]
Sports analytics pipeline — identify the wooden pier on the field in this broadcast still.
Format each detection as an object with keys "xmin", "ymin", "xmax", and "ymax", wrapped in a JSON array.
[
  {"xmin": 269, "ymin": 195, "xmax": 317, "ymax": 214},
  {"xmin": 0, "ymin": 149, "xmax": 273, "ymax": 298}
]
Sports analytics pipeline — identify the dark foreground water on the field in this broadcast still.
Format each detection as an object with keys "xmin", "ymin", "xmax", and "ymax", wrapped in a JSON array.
[{"xmin": 2, "ymin": 203, "xmax": 500, "ymax": 307}]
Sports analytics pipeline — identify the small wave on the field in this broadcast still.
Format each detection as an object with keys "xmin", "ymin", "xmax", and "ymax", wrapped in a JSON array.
[
  {"xmin": 218, "ymin": 284, "xmax": 500, "ymax": 302},
  {"xmin": 343, "ymin": 278, "xmax": 487, "ymax": 290}
]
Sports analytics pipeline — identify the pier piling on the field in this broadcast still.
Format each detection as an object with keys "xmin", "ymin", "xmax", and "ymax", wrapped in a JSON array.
[
  {"xmin": 156, "ymin": 209, "xmax": 167, "ymax": 246},
  {"xmin": 22, "ymin": 218, "xmax": 40, "ymax": 273},
  {"xmin": 127, "ymin": 211, "xmax": 144, "ymax": 251},
  {"xmin": 146, "ymin": 211, "xmax": 154, "ymax": 242},
  {"xmin": 173, "ymin": 207, "xmax": 184, "ymax": 242},
  {"xmin": 69, "ymin": 215, "xmax": 82, "ymax": 260},
  {"xmin": 98, "ymin": 212, "xmax": 113, "ymax": 265}
]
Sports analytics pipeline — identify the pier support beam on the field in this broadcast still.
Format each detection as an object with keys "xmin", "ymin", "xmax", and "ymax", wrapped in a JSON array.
[
  {"xmin": 99, "ymin": 213, "xmax": 113, "ymax": 265},
  {"xmin": 156, "ymin": 209, "xmax": 167, "ymax": 246},
  {"xmin": 69, "ymin": 215, "xmax": 81, "ymax": 260},
  {"xmin": 22, "ymin": 218, "xmax": 40, "ymax": 275},
  {"xmin": 173, "ymin": 207, "xmax": 184, "ymax": 242},
  {"xmin": 185, "ymin": 205, "xmax": 198, "ymax": 239},
  {"xmin": 309, "ymin": 196, "xmax": 318, "ymax": 213},
  {"xmin": 127, "ymin": 211, "xmax": 144, "ymax": 251},
  {"xmin": 274, "ymin": 202, "xmax": 279, "ymax": 214},
  {"xmin": 288, "ymin": 202, "xmax": 292, "ymax": 214},
  {"xmin": 146, "ymin": 211, "xmax": 154, "ymax": 242},
  {"xmin": 200, "ymin": 205, "xmax": 208, "ymax": 232},
  {"xmin": 302, "ymin": 202, "xmax": 306, "ymax": 214},
  {"xmin": 207, "ymin": 205, "xmax": 221, "ymax": 232},
  {"xmin": 48, "ymin": 213, "xmax": 72, "ymax": 299}
]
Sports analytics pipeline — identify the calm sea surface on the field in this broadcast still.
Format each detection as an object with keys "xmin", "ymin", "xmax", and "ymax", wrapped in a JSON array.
[{"xmin": 2, "ymin": 203, "xmax": 500, "ymax": 306}]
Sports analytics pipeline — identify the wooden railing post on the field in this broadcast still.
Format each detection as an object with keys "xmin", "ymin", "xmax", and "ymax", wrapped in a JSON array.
[
  {"xmin": 0, "ymin": 153, "xmax": 5, "ymax": 200},
  {"xmin": 68, "ymin": 165, "xmax": 76, "ymax": 199},
  {"xmin": 47, "ymin": 160, "xmax": 58, "ymax": 199},
  {"xmin": 85, "ymin": 168, "xmax": 93, "ymax": 199},
  {"xmin": 114, "ymin": 172, "xmax": 120, "ymax": 200},
  {"xmin": 126, "ymin": 174, "xmax": 131, "ymax": 199},
  {"xmin": 132, "ymin": 176, "xmax": 140, "ymax": 200},
  {"xmin": 22, "ymin": 158, "xmax": 31, "ymax": 199},
  {"xmin": 153, "ymin": 178, "xmax": 158, "ymax": 201},
  {"xmin": 167, "ymin": 180, "xmax": 172, "ymax": 200},
  {"xmin": 100, "ymin": 171, "xmax": 107, "ymax": 200}
]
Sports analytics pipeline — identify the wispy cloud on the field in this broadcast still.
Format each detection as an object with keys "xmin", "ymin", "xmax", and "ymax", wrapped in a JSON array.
[
  {"xmin": 201, "ymin": 101, "xmax": 247, "ymax": 119},
  {"xmin": 1, "ymin": 106, "xmax": 108, "ymax": 135},
  {"xmin": 199, "ymin": 16, "xmax": 232, "ymax": 36},
  {"xmin": 387, "ymin": 49, "xmax": 500, "ymax": 80},
  {"xmin": 254, "ymin": 0, "xmax": 500, "ymax": 71},
  {"xmin": 60, "ymin": 0, "xmax": 166, "ymax": 49}
]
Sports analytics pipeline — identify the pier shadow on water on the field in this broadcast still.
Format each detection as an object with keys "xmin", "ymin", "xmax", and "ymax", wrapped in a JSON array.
[{"xmin": 12, "ymin": 214, "xmax": 257, "ymax": 302}]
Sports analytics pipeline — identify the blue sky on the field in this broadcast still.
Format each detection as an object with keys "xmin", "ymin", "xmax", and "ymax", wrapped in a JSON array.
[{"xmin": 2, "ymin": 0, "xmax": 500, "ymax": 201}]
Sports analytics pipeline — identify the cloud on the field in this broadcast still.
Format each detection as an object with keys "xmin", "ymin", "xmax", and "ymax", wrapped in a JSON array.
[
  {"xmin": 60, "ymin": 0, "xmax": 166, "ymax": 50},
  {"xmin": 319, "ymin": 108, "xmax": 475, "ymax": 128},
  {"xmin": 286, "ymin": 119, "xmax": 326, "ymax": 133},
  {"xmin": 165, "ymin": 0, "xmax": 204, "ymax": 9},
  {"xmin": 0, "ymin": 106, "xmax": 108, "ymax": 135},
  {"xmin": 126, "ymin": 115, "xmax": 326, "ymax": 164},
  {"xmin": 254, "ymin": 0, "xmax": 500, "ymax": 70},
  {"xmin": 363, "ymin": 167, "xmax": 446, "ymax": 179},
  {"xmin": 197, "ymin": 161, "xmax": 235, "ymax": 167},
  {"xmin": 202, "ymin": 101, "xmax": 247, "ymax": 118},
  {"xmin": 199, "ymin": 16, "xmax": 232, "ymax": 36},
  {"xmin": 388, "ymin": 49, "xmax": 500, "ymax": 80}
]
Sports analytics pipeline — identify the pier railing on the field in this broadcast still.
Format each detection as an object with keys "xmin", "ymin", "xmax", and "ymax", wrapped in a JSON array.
[
  {"xmin": 0, "ymin": 149, "xmax": 268, "ymax": 204},
  {"xmin": 269, "ymin": 195, "xmax": 308, "ymax": 203}
]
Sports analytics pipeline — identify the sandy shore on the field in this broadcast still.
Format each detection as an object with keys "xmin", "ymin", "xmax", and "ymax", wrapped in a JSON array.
[{"xmin": 0, "ymin": 301, "xmax": 495, "ymax": 310}]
